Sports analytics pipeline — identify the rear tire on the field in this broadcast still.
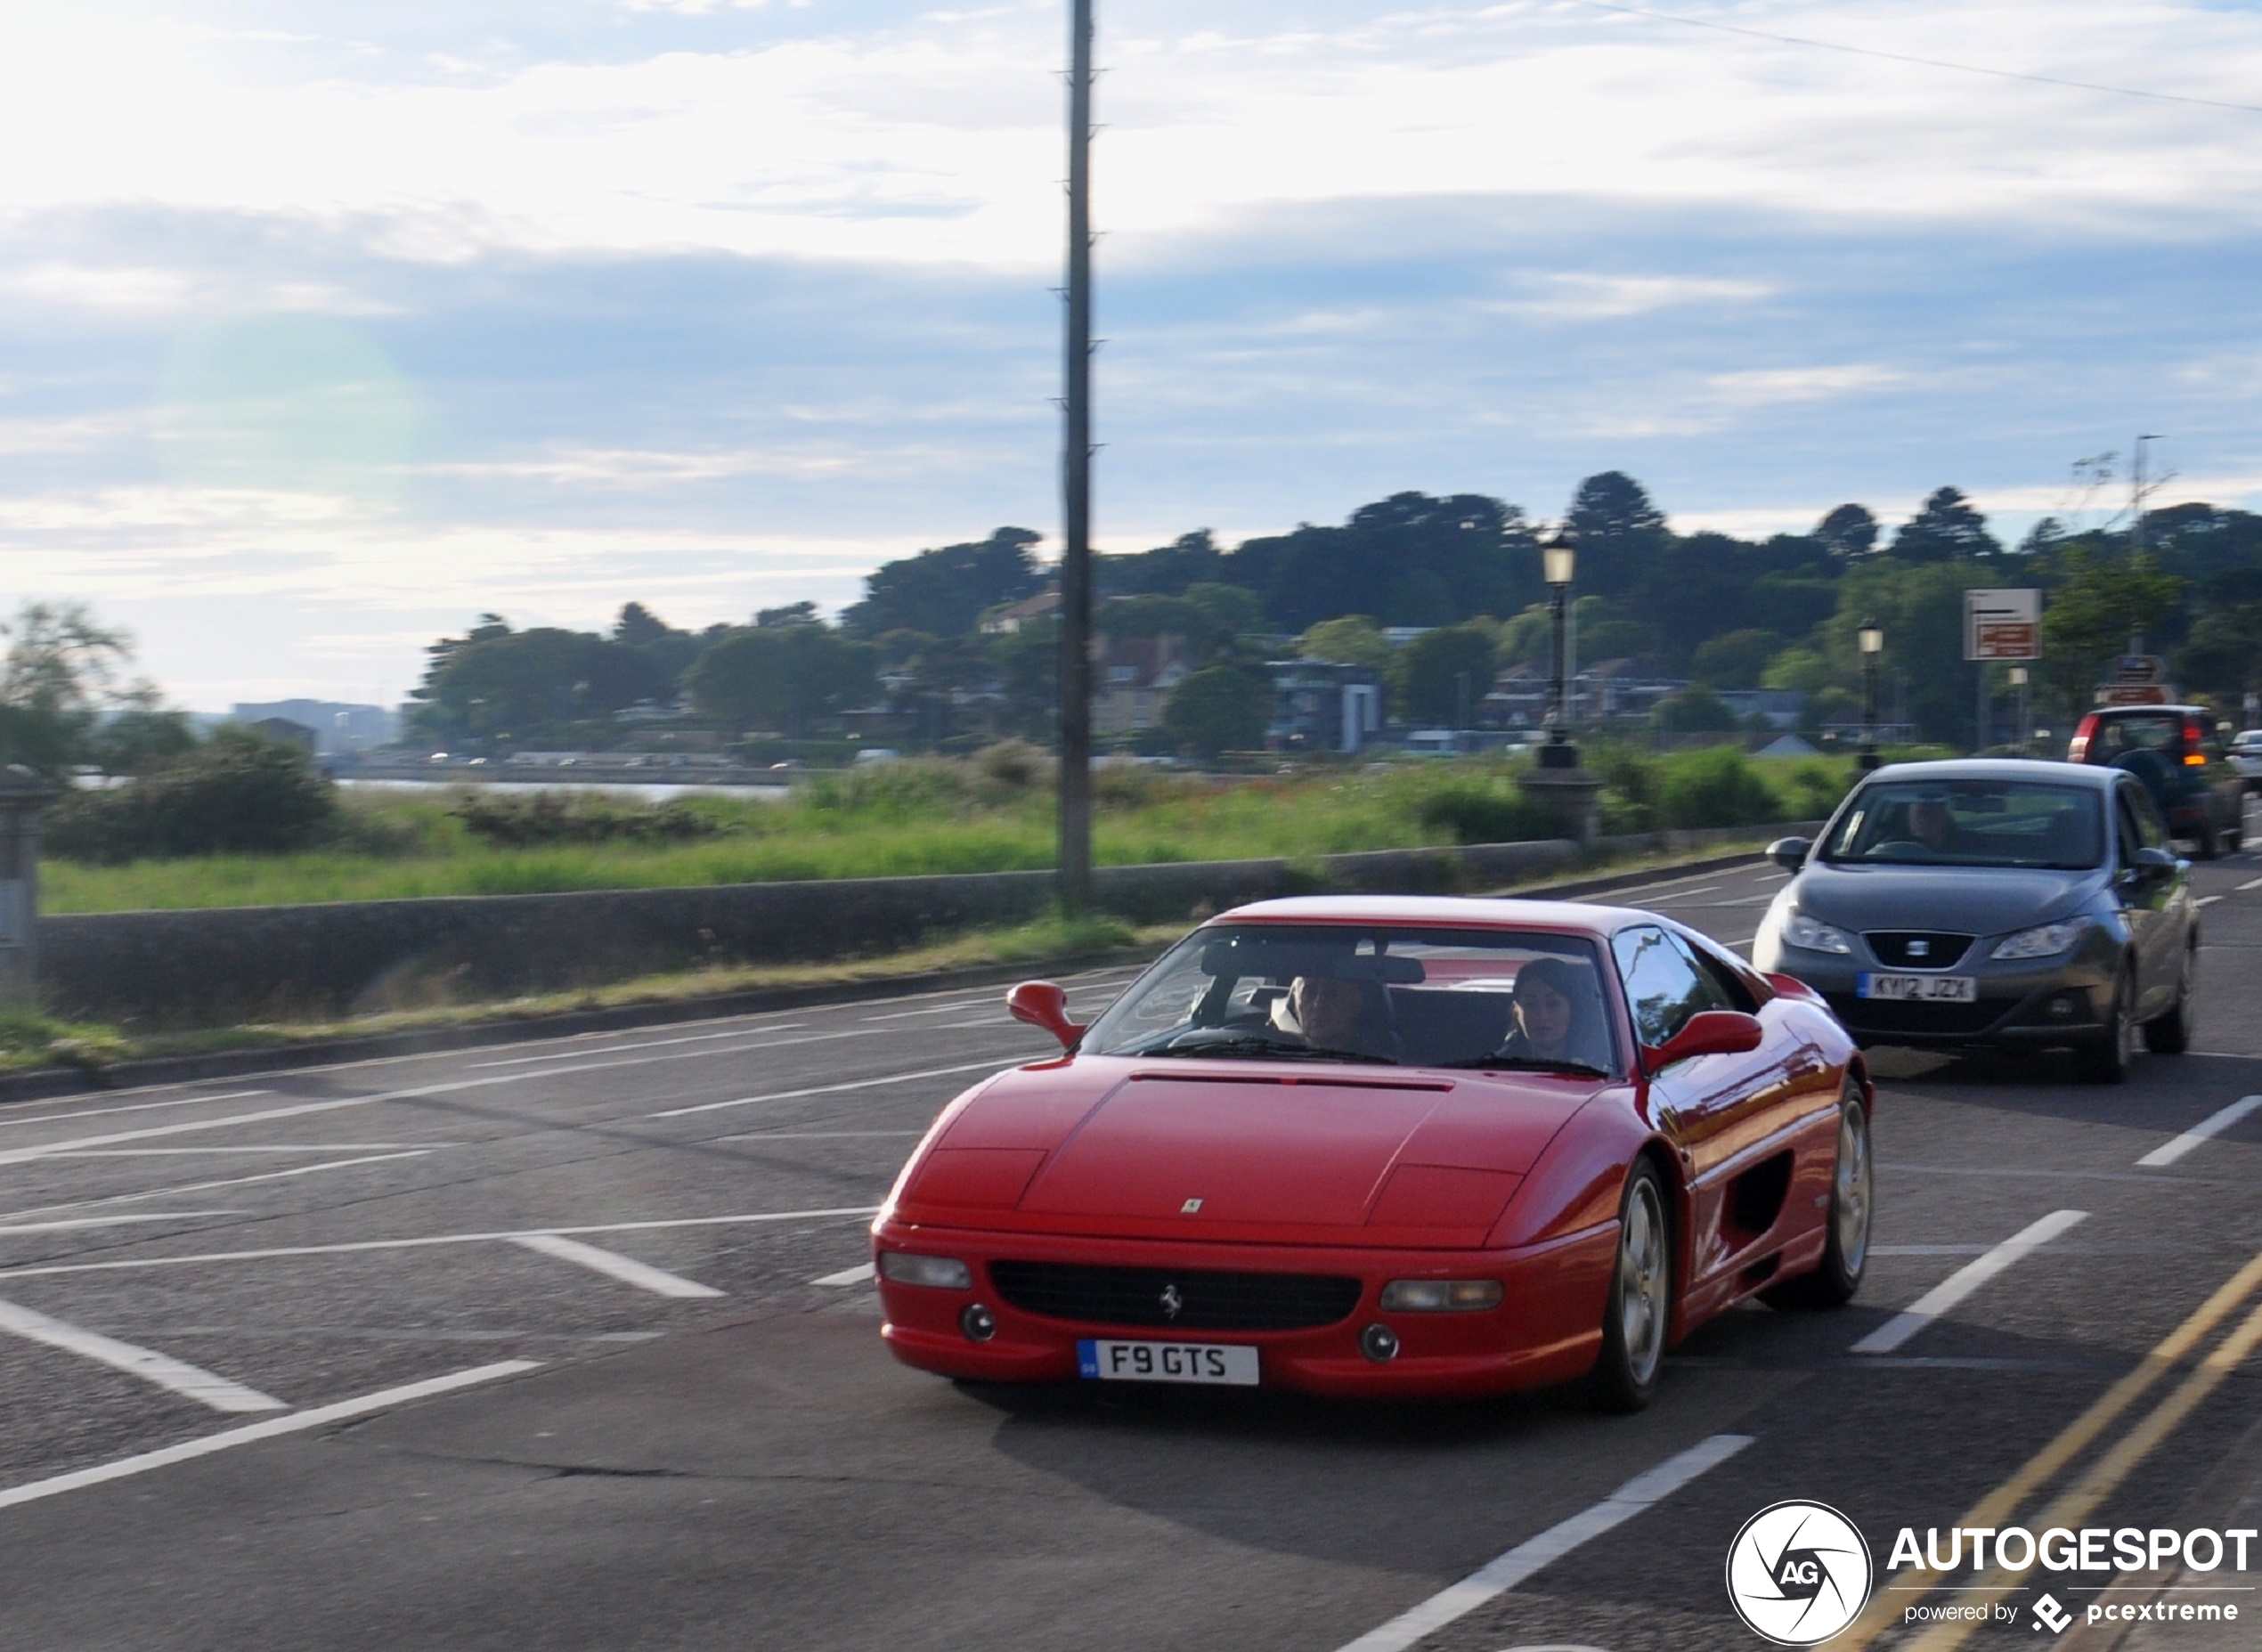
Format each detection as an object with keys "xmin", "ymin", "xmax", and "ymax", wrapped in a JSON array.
[
  {"xmin": 2075, "ymin": 971, "xmax": 2136, "ymax": 1084},
  {"xmin": 2144, "ymin": 944, "xmax": 2196, "ymax": 1054},
  {"xmin": 1762, "ymin": 1080, "xmax": 1870, "ymax": 1311},
  {"xmin": 2194, "ymin": 822, "xmax": 2222, "ymax": 860},
  {"xmin": 1588, "ymin": 1163, "xmax": 1672, "ymax": 1414}
]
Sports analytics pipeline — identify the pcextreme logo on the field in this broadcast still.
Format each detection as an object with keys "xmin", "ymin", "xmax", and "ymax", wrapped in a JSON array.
[{"xmin": 1726, "ymin": 1501, "xmax": 1876, "ymax": 1646}]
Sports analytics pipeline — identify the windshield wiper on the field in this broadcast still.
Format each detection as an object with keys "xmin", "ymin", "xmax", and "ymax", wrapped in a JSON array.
[
  {"xmin": 1140, "ymin": 1035, "xmax": 1397, "ymax": 1065},
  {"xmin": 1439, "ymin": 1054, "xmax": 1609, "ymax": 1077}
]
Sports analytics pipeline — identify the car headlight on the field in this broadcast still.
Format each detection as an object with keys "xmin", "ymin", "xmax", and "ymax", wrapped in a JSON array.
[
  {"xmin": 878, "ymin": 1252, "xmax": 972, "ymax": 1290},
  {"xmin": 1991, "ymin": 919, "xmax": 2093, "ymax": 961},
  {"xmin": 1379, "ymin": 1279, "xmax": 1504, "ymax": 1313},
  {"xmin": 1783, "ymin": 913, "xmax": 1855, "ymax": 956}
]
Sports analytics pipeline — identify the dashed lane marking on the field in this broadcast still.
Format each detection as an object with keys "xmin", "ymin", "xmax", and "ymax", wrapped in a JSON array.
[
  {"xmin": 0, "ymin": 1214, "xmax": 240, "ymax": 1236},
  {"xmin": 0, "ymin": 1090, "xmax": 273, "ymax": 1133},
  {"xmin": 0, "ymin": 1361, "xmax": 541, "ymax": 1513},
  {"xmin": 0, "ymin": 1298, "xmax": 284, "ymax": 1413},
  {"xmin": 469, "ymin": 1023, "xmax": 810, "ymax": 1066},
  {"xmin": 1852, "ymin": 1208, "xmax": 2088, "ymax": 1354},
  {"xmin": 2136, "ymin": 1095, "xmax": 2262, "ymax": 1168},
  {"xmin": 509, "ymin": 1234, "xmax": 723, "ymax": 1299},
  {"xmin": 0, "ymin": 1152, "xmax": 435, "ymax": 1225},
  {"xmin": 43, "ymin": 1143, "xmax": 453, "ymax": 1156},
  {"xmin": 720, "ymin": 1130, "xmax": 924, "ymax": 1142},
  {"xmin": 1333, "ymin": 1434, "xmax": 1754, "ymax": 1652},
  {"xmin": 650, "ymin": 1054, "xmax": 1029, "ymax": 1119},
  {"xmin": 2197, "ymin": 895, "xmax": 2225, "ymax": 907},
  {"xmin": 0, "ymin": 1207, "xmax": 884, "ymax": 1282},
  {"xmin": 2239, "ymin": 875, "xmax": 2262, "ymax": 891},
  {"xmin": 812, "ymin": 1263, "xmax": 876, "ymax": 1286}
]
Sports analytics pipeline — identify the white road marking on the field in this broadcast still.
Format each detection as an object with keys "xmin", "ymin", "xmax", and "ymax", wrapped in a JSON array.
[
  {"xmin": 0, "ymin": 1152, "xmax": 435, "ymax": 1225},
  {"xmin": 0, "ymin": 1360, "xmax": 541, "ymax": 1512},
  {"xmin": 650, "ymin": 1055, "xmax": 1025, "ymax": 1119},
  {"xmin": 0, "ymin": 1214, "xmax": 240, "ymax": 1236},
  {"xmin": 2238, "ymin": 875, "xmax": 2262, "ymax": 891},
  {"xmin": 722, "ymin": 1130, "xmax": 924, "ymax": 1141},
  {"xmin": 1645, "ymin": 884, "xmax": 1721, "ymax": 900},
  {"xmin": 1333, "ymin": 1433, "xmax": 1754, "ymax": 1652},
  {"xmin": 2191, "ymin": 1053, "xmax": 2262, "ymax": 1061},
  {"xmin": 1851, "ymin": 1208, "xmax": 2088, "ymax": 1355},
  {"xmin": 0, "ymin": 1298, "xmax": 285, "ymax": 1413},
  {"xmin": 811, "ymin": 1263, "xmax": 876, "ymax": 1286},
  {"xmin": 0, "ymin": 1090, "xmax": 273, "ymax": 1133},
  {"xmin": 470, "ymin": 1023, "xmax": 812, "ymax": 1067},
  {"xmin": 2197, "ymin": 895, "xmax": 2225, "ymax": 907},
  {"xmin": 2137, "ymin": 1095, "xmax": 2262, "ymax": 1168},
  {"xmin": 43, "ymin": 1144, "xmax": 451, "ymax": 1156},
  {"xmin": 862, "ymin": 997, "xmax": 998, "ymax": 1021},
  {"xmin": 0, "ymin": 1206, "xmax": 883, "ymax": 1282},
  {"xmin": 509, "ymin": 1234, "xmax": 724, "ymax": 1298}
]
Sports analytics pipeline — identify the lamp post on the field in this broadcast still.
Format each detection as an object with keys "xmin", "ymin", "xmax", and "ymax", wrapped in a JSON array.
[
  {"xmin": 1858, "ymin": 617, "xmax": 1884, "ymax": 772},
  {"xmin": 2009, "ymin": 664, "xmax": 2030, "ymax": 753},
  {"xmin": 1541, "ymin": 530, "xmax": 1578, "ymax": 770}
]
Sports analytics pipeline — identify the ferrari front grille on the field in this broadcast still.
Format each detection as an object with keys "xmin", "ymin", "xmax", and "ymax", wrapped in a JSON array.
[{"xmin": 987, "ymin": 1261, "xmax": 1363, "ymax": 1332}]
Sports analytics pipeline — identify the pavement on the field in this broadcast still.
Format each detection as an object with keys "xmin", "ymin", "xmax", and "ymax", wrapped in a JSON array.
[{"xmin": 0, "ymin": 802, "xmax": 2259, "ymax": 1649}]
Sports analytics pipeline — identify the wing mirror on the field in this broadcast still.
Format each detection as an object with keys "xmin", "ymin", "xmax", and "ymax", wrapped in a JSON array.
[
  {"xmin": 1766, "ymin": 836, "xmax": 1810, "ymax": 873},
  {"xmin": 1006, "ymin": 981, "xmax": 1086, "ymax": 1051},
  {"xmin": 1646, "ymin": 1009, "xmax": 1765, "ymax": 1072},
  {"xmin": 2119, "ymin": 845, "xmax": 2179, "ymax": 885}
]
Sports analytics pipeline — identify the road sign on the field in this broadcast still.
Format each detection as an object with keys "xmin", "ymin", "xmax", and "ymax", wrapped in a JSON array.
[
  {"xmin": 2112, "ymin": 655, "xmax": 2167, "ymax": 685},
  {"xmin": 1965, "ymin": 589, "xmax": 2041, "ymax": 662},
  {"xmin": 2095, "ymin": 685, "xmax": 2174, "ymax": 706}
]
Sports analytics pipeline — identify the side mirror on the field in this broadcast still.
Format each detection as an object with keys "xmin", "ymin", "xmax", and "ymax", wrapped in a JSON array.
[
  {"xmin": 1647, "ymin": 1010, "xmax": 1765, "ymax": 1072},
  {"xmin": 1006, "ymin": 981, "xmax": 1086, "ymax": 1051},
  {"xmin": 1766, "ymin": 836, "xmax": 1810, "ymax": 873},
  {"xmin": 2120, "ymin": 845, "xmax": 2179, "ymax": 884}
]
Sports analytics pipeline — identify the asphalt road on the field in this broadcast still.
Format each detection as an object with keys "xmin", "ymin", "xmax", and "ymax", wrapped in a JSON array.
[{"xmin": 4, "ymin": 810, "xmax": 2262, "ymax": 1651}]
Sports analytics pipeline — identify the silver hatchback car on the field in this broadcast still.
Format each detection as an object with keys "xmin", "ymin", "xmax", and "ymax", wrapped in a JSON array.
[{"xmin": 1753, "ymin": 761, "xmax": 2197, "ymax": 1083}]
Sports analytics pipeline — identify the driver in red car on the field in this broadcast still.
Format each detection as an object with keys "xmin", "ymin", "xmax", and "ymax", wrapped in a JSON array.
[{"xmin": 1274, "ymin": 972, "xmax": 1397, "ymax": 1061}]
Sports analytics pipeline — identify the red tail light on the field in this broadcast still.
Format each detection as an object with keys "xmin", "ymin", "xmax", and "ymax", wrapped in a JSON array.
[
  {"xmin": 2069, "ymin": 712, "xmax": 2100, "ymax": 763},
  {"xmin": 2184, "ymin": 716, "xmax": 2208, "ymax": 765}
]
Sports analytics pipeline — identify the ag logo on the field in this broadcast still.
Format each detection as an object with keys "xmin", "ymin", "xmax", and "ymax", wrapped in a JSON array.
[{"xmin": 1725, "ymin": 1501, "xmax": 1874, "ymax": 1645}]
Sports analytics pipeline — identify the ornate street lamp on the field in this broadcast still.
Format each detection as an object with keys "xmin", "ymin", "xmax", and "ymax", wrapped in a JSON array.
[
  {"xmin": 1858, "ymin": 617, "xmax": 1884, "ymax": 772},
  {"xmin": 1540, "ymin": 530, "xmax": 1578, "ymax": 770},
  {"xmin": 2009, "ymin": 664, "xmax": 2030, "ymax": 753}
]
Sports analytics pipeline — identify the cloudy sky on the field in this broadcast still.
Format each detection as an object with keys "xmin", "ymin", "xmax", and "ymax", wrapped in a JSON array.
[{"xmin": 2, "ymin": 0, "xmax": 2258, "ymax": 711}]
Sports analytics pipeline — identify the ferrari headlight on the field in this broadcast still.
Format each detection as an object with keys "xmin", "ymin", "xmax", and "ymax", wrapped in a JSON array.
[
  {"xmin": 878, "ymin": 1252, "xmax": 972, "ymax": 1290},
  {"xmin": 1783, "ymin": 913, "xmax": 1855, "ymax": 956},
  {"xmin": 1379, "ymin": 1279, "xmax": 1504, "ymax": 1313},
  {"xmin": 1991, "ymin": 919, "xmax": 2093, "ymax": 961}
]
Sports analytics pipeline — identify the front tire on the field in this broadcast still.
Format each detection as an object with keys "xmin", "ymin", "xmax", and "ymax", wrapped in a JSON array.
[
  {"xmin": 1589, "ymin": 1162, "xmax": 1672, "ymax": 1413},
  {"xmin": 2075, "ymin": 970, "xmax": 2136, "ymax": 1084},
  {"xmin": 2144, "ymin": 944, "xmax": 2197, "ymax": 1054},
  {"xmin": 1763, "ymin": 1081, "xmax": 1871, "ymax": 1310}
]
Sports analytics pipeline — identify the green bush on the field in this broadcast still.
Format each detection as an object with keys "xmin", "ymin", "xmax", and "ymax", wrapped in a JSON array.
[
  {"xmin": 47, "ymin": 730, "xmax": 340, "ymax": 862},
  {"xmin": 449, "ymin": 792, "xmax": 727, "ymax": 848},
  {"xmin": 1654, "ymin": 747, "xmax": 1780, "ymax": 830},
  {"xmin": 1415, "ymin": 784, "xmax": 1559, "ymax": 845}
]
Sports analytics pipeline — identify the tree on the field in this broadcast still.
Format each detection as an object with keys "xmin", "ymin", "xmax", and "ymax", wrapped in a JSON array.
[
  {"xmin": 2176, "ymin": 603, "xmax": 2262, "ymax": 703},
  {"xmin": 1161, "ymin": 665, "xmax": 1268, "ymax": 757},
  {"xmin": 1298, "ymin": 615, "xmax": 1391, "ymax": 671},
  {"xmin": 988, "ymin": 616, "xmax": 1059, "ymax": 740},
  {"xmin": 1824, "ymin": 559, "xmax": 2000, "ymax": 744},
  {"xmin": 685, "ymin": 626, "xmax": 878, "ymax": 736},
  {"xmin": 2039, "ymin": 543, "xmax": 2185, "ymax": 710},
  {"xmin": 839, "ymin": 528, "xmax": 1044, "ymax": 639},
  {"xmin": 611, "ymin": 603, "xmax": 671, "ymax": 647},
  {"xmin": 0, "ymin": 602, "xmax": 174, "ymax": 777},
  {"xmin": 756, "ymin": 601, "xmax": 820, "ymax": 629},
  {"xmin": 1690, "ymin": 629, "xmax": 1787, "ymax": 689},
  {"xmin": 1816, "ymin": 504, "xmax": 1879, "ymax": 558},
  {"xmin": 1564, "ymin": 472, "xmax": 1669, "ymax": 600},
  {"xmin": 87, "ymin": 704, "xmax": 197, "ymax": 777},
  {"xmin": 45, "ymin": 728, "xmax": 338, "ymax": 861},
  {"xmin": 407, "ymin": 628, "xmax": 676, "ymax": 747},
  {"xmin": 610, "ymin": 602, "xmax": 701, "ymax": 687},
  {"xmin": 1182, "ymin": 582, "xmax": 1264, "ymax": 642},
  {"xmin": 1390, "ymin": 623, "xmax": 1500, "ymax": 726},
  {"xmin": 1223, "ymin": 492, "xmax": 1538, "ymax": 632},
  {"xmin": 1891, "ymin": 487, "xmax": 2002, "ymax": 562},
  {"xmin": 1653, "ymin": 686, "xmax": 1741, "ymax": 735}
]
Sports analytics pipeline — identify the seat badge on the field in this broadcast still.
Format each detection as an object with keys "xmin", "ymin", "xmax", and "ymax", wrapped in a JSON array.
[
  {"xmin": 1908, "ymin": 940, "xmax": 1930, "ymax": 958},
  {"xmin": 1180, "ymin": 1197, "xmax": 1203, "ymax": 1214}
]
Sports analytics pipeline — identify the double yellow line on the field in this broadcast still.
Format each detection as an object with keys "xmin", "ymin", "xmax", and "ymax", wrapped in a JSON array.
[{"xmin": 1842, "ymin": 1246, "xmax": 2262, "ymax": 1648}]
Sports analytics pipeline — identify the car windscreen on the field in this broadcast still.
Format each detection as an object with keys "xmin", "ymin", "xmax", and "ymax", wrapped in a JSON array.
[
  {"xmin": 2090, "ymin": 714, "xmax": 2185, "ymax": 761},
  {"xmin": 1078, "ymin": 924, "xmax": 1621, "ymax": 1075},
  {"xmin": 1820, "ymin": 780, "xmax": 2104, "ymax": 869}
]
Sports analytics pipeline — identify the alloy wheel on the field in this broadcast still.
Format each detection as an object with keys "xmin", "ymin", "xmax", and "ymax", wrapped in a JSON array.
[
  {"xmin": 1618, "ymin": 1178, "xmax": 1669, "ymax": 1387},
  {"xmin": 1835, "ymin": 1102, "xmax": 1872, "ymax": 1277}
]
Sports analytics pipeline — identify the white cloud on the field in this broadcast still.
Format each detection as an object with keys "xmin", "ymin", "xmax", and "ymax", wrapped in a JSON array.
[{"xmin": 1705, "ymin": 364, "xmax": 1907, "ymax": 407}]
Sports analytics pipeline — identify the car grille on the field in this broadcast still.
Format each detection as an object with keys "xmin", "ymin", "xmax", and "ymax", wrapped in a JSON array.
[
  {"xmin": 1824, "ymin": 996, "xmax": 2006, "ymax": 1038},
  {"xmin": 987, "ymin": 1261, "xmax": 1363, "ymax": 1332},
  {"xmin": 1864, "ymin": 931, "xmax": 1974, "ymax": 970}
]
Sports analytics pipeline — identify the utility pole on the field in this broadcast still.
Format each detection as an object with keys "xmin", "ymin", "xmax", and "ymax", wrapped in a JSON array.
[
  {"xmin": 2129, "ymin": 433, "xmax": 2164, "ymax": 654},
  {"xmin": 1056, "ymin": 0, "xmax": 1096, "ymax": 913}
]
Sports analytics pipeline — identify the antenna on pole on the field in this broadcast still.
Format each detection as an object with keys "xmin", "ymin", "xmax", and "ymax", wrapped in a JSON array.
[{"xmin": 1056, "ymin": 0, "xmax": 1096, "ymax": 914}]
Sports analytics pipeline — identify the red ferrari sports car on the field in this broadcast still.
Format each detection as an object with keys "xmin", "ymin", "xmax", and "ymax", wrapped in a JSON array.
[{"xmin": 872, "ymin": 895, "xmax": 1869, "ymax": 1408}]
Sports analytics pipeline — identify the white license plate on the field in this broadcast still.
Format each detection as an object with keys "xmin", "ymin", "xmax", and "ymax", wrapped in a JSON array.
[
  {"xmin": 1858, "ymin": 973, "xmax": 1978, "ymax": 1002},
  {"xmin": 1078, "ymin": 1339, "xmax": 1258, "ymax": 1386}
]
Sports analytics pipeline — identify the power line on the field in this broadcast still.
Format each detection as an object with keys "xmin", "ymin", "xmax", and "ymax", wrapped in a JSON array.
[{"xmin": 1557, "ymin": 0, "xmax": 2262, "ymax": 116}]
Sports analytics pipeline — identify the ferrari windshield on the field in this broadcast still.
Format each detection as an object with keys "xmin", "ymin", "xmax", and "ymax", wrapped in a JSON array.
[
  {"xmin": 1079, "ymin": 924, "xmax": 1621, "ymax": 1075},
  {"xmin": 1820, "ymin": 779, "xmax": 2103, "ymax": 869}
]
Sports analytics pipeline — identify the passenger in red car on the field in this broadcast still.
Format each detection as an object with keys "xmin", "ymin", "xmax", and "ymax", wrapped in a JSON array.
[{"xmin": 1501, "ymin": 957, "xmax": 1608, "ymax": 1070}]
